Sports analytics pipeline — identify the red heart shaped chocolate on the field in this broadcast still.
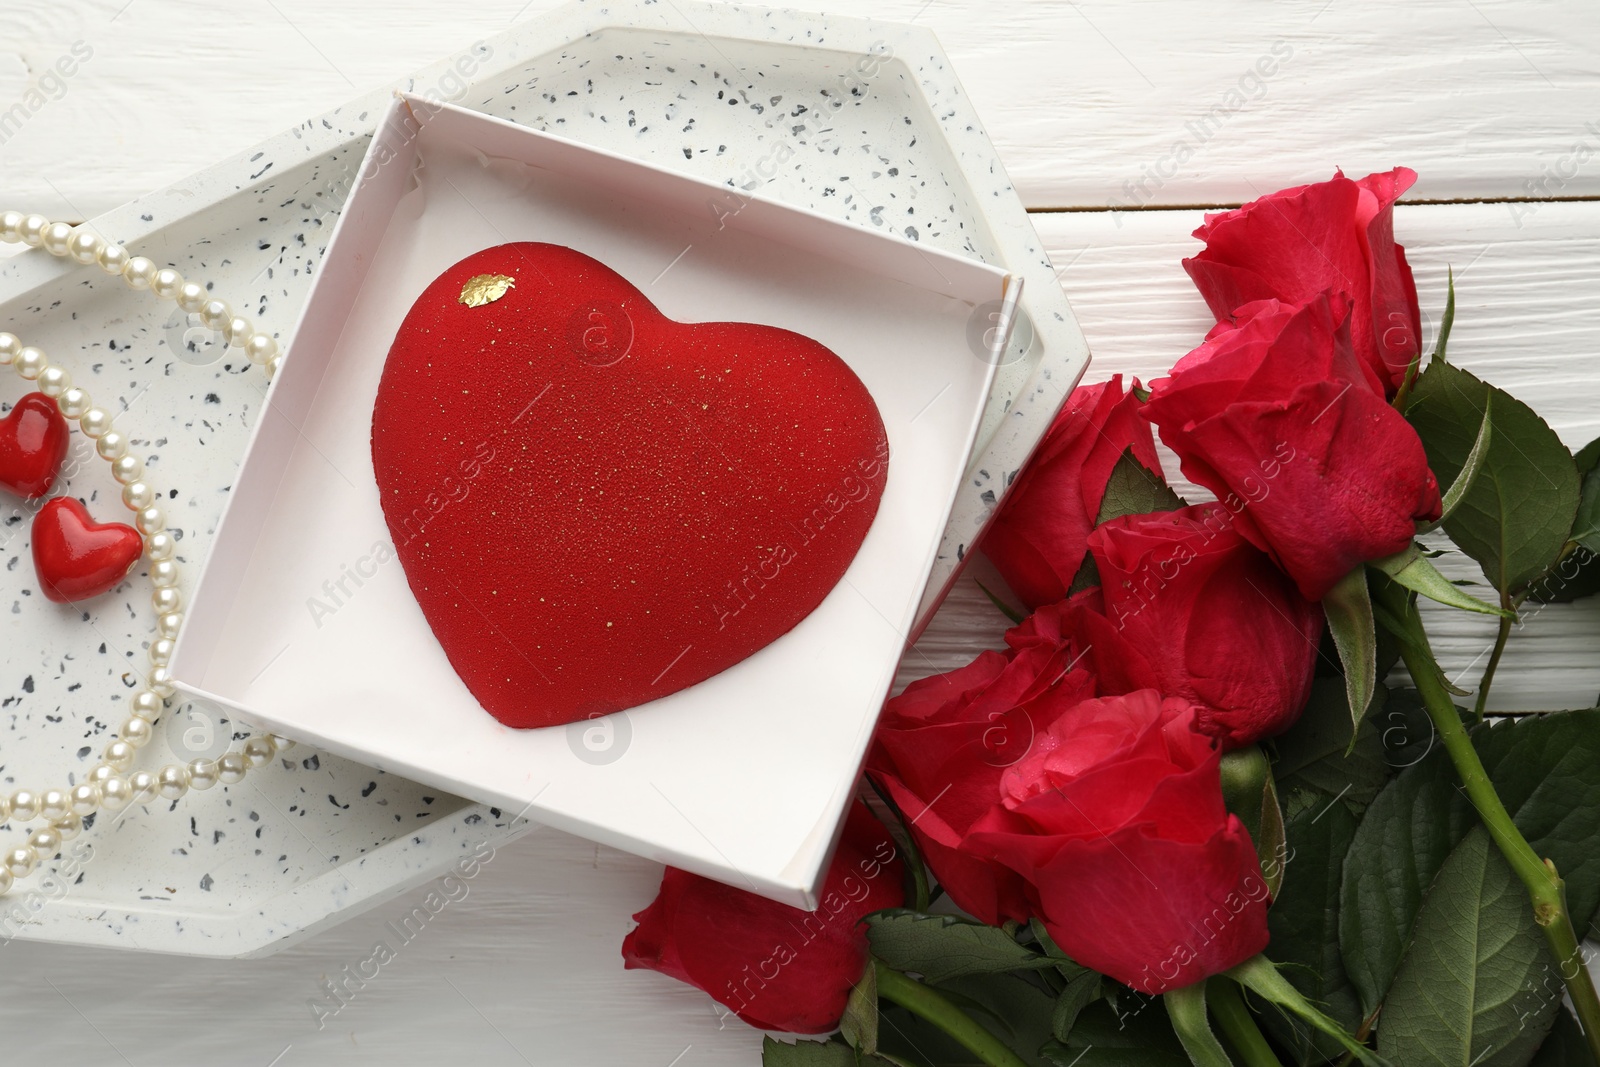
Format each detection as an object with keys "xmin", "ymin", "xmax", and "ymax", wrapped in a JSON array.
[
  {"xmin": 32, "ymin": 497, "xmax": 144, "ymax": 603},
  {"xmin": 372, "ymin": 243, "xmax": 889, "ymax": 729},
  {"xmin": 0, "ymin": 392, "xmax": 70, "ymax": 499}
]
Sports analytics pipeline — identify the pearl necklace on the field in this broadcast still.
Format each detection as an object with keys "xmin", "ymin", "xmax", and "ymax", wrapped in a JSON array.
[{"xmin": 0, "ymin": 210, "xmax": 295, "ymax": 898}]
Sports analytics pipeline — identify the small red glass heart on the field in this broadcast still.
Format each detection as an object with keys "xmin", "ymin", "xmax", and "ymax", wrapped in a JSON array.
[
  {"xmin": 0, "ymin": 392, "xmax": 70, "ymax": 499},
  {"xmin": 32, "ymin": 497, "xmax": 144, "ymax": 604}
]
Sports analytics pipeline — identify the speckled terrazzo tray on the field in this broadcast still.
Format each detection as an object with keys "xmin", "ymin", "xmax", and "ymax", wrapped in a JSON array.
[{"xmin": 0, "ymin": 0, "xmax": 1089, "ymax": 956}]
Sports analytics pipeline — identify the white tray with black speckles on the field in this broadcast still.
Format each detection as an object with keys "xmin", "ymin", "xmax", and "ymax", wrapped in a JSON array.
[{"xmin": 0, "ymin": 0, "xmax": 1090, "ymax": 956}]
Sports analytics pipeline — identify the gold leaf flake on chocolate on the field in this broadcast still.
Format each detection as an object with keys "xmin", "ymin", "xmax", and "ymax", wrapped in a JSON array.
[{"xmin": 459, "ymin": 273, "xmax": 516, "ymax": 308}]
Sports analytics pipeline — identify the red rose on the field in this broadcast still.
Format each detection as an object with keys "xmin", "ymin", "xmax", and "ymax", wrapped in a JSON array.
[
  {"xmin": 967, "ymin": 691, "xmax": 1270, "ymax": 994},
  {"xmin": 867, "ymin": 601, "xmax": 1094, "ymax": 925},
  {"xmin": 1141, "ymin": 295, "xmax": 1441, "ymax": 600},
  {"xmin": 621, "ymin": 801, "xmax": 904, "ymax": 1033},
  {"xmin": 1070, "ymin": 504, "xmax": 1322, "ymax": 748},
  {"xmin": 981, "ymin": 375, "xmax": 1163, "ymax": 609},
  {"xmin": 1184, "ymin": 167, "xmax": 1421, "ymax": 395}
]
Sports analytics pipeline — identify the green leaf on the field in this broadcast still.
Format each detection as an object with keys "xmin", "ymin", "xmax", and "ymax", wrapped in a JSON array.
[
  {"xmin": 1260, "ymin": 798, "xmax": 1364, "ymax": 1065},
  {"xmin": 1530, "ymin": 1007, "xmax": 1600, "ymax": 1066},
  {"xmin": 1572, "ymin": 465, "xmax": 1600, "ymax": 557},
  {"xmin": 1340, "ymin": 711, "xmax": 1600, "ymax": 1018},
  {"xmin": 1378, "ymin": 826, "xmax": 1561, "ymax": 1067},
  {"xmin": 1219, "ymin": 746, "xmax": 1287, "ymax": 897},
  {"xmin": 1040, "ymin": 998, "xmax": 1191, "ymax": 1066},
  {"xmin": 975, "ymin": 579, "xmax": 1026, "ymax": 624},
  {"xmin": 761, "ymin": 1037, "xmax": 857, "ymax": 1067},
  {"xmin": 841, "ymin": 963, "xmax": 879, "ymax": 1055},
  {"xmin": 1095, "ymin": 447, "xmax": 1185, "ymax": 525},
  {"xmin": 1429, "ymin": 392, "xmax": 1493, "ymax": 527},
  {"xmin": 1227, "ymin": 955, "xmax": 1388, "ymax": 1065},
  {"xmin": 866, "ymin": 911, "xmax": 1057, "ymax": 985},
  {"xmin": 1322, "ymin": 566, "xmax": 1377, "ymax": 735},
  {"xmin": 936, "ymin": 971, "xmax": 1058, "ymax": 1063},
  {"xmin": 1051, "ymin": 969, "xmax": 1102, "ymax": 1043},
  {"xmin": 1066, "ymin": 552, "xmax": 1101, "ymax": 595},
  {"xmin": 1576, "ymin": 436, "xmax": 1600, "ymax": 478},
  {"xmin": 1163, "ymin": 984, "xmax": 1235, "ymax": 1067},
  {"xmin": 1369, "ymin": 543, "xmax": 1514, "ymax": 617},
  {"xmin": 1404, "ymin": 359, "xmax": 1580, "ymax": 595},
  {"xmin": 1273, "ymin": 679, "xmax": 1394, "ymax": 811}
]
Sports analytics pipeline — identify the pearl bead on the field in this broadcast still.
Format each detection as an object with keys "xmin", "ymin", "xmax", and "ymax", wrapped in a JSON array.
[
  {"xmin": 149, "ymin": 637, "xmax": 176, "ymax": 668},
  {"xmin": 127, "ymin": 771, "xmax": 158, "ymax": 804},
  {"xmin": 51, "ymin": 813, "xmax": 82, "ymax": 840},
  {"xmin": 99, "ymin": 778, "xmax": 131, "ymax": 811},
  {"xmin": 136, "ymin": 506, "xmax": 165, "ymax": 536},
  {"xmin": 9, "ymin": 790, "xmax": 40, "ymax": 822},
  {"xmin": 97, "ymin": 242, "xmax": 130, "ymax": 276},
  {"xmin": 57, "ymin": 388, "xmax": 88, "ymax": 420},
  {"xmin": 16, "ymin": 346, "xmax": 46, "ymax": 380},
  {"xmin": 79, "ymin": 408, "xmax": 112, "ymax": 438},
  {"xmin": 176, "ymin": 281, "xmax": 207, "ymax": 314},
  {"xmin": 37, "ymin": 365, "xmax": 70, "ymax": 397},
  {"xmin": 42, "ymin": 222, "xmax": 73, "ymax": 257},
  {"xmin": 0, "ymin": 210, "xmax": 22, "ymax": 241},
  {"xmin": 69, "ymin": 783, "xmax": 100, "ymax": 816},
  {"xmin": 68, "ymin": 228, "xmax": 104, "ymax": 264},
  {"xmin": 123, "ymin": 256, "xmax": 157, "ymax": 290},
  {"xmin": 5, "ymin": 846, "xmax": 38, "ymax": 877},
  {"xmin": 120, "ymin": 716, "xmax": 152, "ymax": 747},
  {"xmin": 146, "ymin": 531, "xmax": 175, "ymax": 561},
  {"xmin": 149, "ymin": 559, "xmax": 179, "ymax": 589},
  {"xmin": 103, "ymin": 740, "xmax": 136, "ymax": 771},
  {"xmin": 150, "ymin": 268, "xmax": 184, "ymax": 301},
  {"xmin": 157, "ymin": 612, "xmax": 183, "ymax": 639},
  {"xmin": 269, "ymin": 734, "xmax": 296, "ymax": 752},
  {"xmin": 38, "ymin": 790, "xmax": 70, "ymax": 823},
  {"xmin": 130, "ymin": 691, "xmax": 164, "ymax": 720},
  {"xmin": 243, "ymin": 736, "xmax": 276, "ymax": 767},
  {"xmin": 89, "ymin": 764, "xmax": 115, "ymax": 786},
  {"xmin": 0, "ymin": 795, "xmax": 10, "ymax": 822},
  {"xmin": 29, "ymin": 827, "xmax": 60, "ymax": 858},
  {"xmin": 156, "ymin": 765, "xmax": 189, "ymax": 800},
  {"xmin": 267, "ymin": 355, "xmax": 283, "ymax": 379},
  {"xmin": 217, "ymin": 752, "xmax": 248, "ymax": 785},
  {"xmin": 187, "ymin": 758, "xmax": 218, "ymax": 791},
  {"xmin": 148, "ymin": 666, "xmax": 175, "ymax": 698},
  {"xmin": 152, "ymin": 588, "xmax": 181, "ymax": 616},
  {"xmin": 0, "ymin": 333, "xmax": 18, "ymax": 363},
  {"xmin": 0, "ymin": 867, "xmax": 11, "ymax": 893},
  {"xmin": 20, "ymin": 214, "xmax": 48, "ymax": 246},
  {"xmin": 245, "ymin": 333, "xmax": 279, "ymax": 365},
  {"xmin": 121, "ymin": 481, "xmax": 153, "ymax": 511},
  {"xmin": 96, "ymin": 430, "xmax": 128, "ymax": 461},
  {"xmin": 200, "ymin": 300, "xmax": 232, "ymax": 330},
  {"xmin": 111, "ymin": 454, "xmax": 143, "ymax": 484},
  {"xmin": 223, "ymin": 316, "xmax": 253, "ymax": 347}
]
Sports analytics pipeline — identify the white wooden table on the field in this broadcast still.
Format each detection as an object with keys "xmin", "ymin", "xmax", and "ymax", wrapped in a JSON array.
[{"xmin": 3, "ymin": 1, "xmax": 1598, "ymax": 1063}]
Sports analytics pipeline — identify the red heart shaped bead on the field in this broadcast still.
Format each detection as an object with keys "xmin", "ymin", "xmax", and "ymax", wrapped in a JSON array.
[
  {"xmin": 0, "ymin": 392, "xmax": 70, "ymax": 499},
  {"xmin": 32, "ymin": 497, "xmax": 144, "ymax": 604},
  {"xmin": 372, "ymin": 243, "xmax": 889, "ymax": 729}
]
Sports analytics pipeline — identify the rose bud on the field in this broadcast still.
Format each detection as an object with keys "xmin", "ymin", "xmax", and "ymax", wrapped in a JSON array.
[
  {"xmin": 980, "ymin": 375, "xmax": 1163, "ymax": 609},
  {"xmin": 868, "ymin": 600, "xmax": 1095, "ymax": 926},
  {"xmin": 621, "ymin": 800, "xmax": 904, "ymax": 1033},
  {"xmin": 967, "ymin": 691, "xmax": 1270, "ymax": 994},
  {"xmin": 1070, "ymin": 504, "xmax": 1322, "ymax": 748},
  {"xmin": 1141, "ymin": 295, "xmax": 1441, "ymax": 601},
  {"xmin": 1184, "ymin": 167, "xmax": 1422, "ymax": 396}
]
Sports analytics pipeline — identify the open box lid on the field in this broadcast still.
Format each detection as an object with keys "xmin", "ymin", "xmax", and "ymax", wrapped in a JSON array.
[{"xmin": 168, "ymin": 93, "xmax": 1016, "ymax": 907}]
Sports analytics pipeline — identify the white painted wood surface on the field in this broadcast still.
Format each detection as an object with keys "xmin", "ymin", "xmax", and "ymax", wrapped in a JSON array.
[{"xmin": 2, "ymin": 1, "xmax": 1598, "ymax": 1064}]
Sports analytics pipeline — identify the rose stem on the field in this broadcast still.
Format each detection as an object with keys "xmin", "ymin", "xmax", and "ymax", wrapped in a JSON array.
[
  {"xmin": 1470, "ymin": 592, "xmax": 1514, "ymax": 722},
  {"xmin": 1207, "ymin": 978, "xmax": 1284, "ymax": 1067},
  {"xmin": 872, "ymin": 960, "xmax": 1030, "ymax": 1067},
  {"xmin": 1378, "ymin": 580, "xmax": 1600, "ymax": 1061}
]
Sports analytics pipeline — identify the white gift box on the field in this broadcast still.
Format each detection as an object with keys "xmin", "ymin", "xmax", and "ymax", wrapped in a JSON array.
[{"xmin": 168, "ymin": 93, "xmax": 1017, "ymax": 906}]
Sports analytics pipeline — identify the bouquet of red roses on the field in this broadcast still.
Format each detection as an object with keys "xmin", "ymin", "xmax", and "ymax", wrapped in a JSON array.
[{"xmin": 621, "ymin": 169, "xmax": 1600, "ymax": 1067}]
